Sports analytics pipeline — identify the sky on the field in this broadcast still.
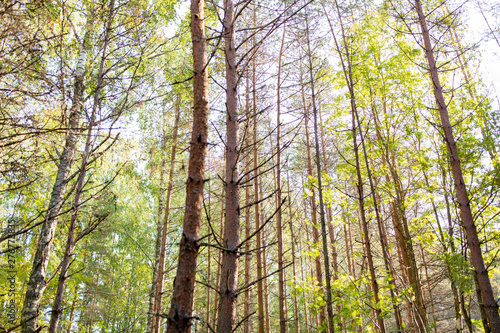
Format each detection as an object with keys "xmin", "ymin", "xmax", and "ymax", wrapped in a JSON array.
[{"xmin": 164, "ymin": 0, "xmax": 500, "ymax": 107}]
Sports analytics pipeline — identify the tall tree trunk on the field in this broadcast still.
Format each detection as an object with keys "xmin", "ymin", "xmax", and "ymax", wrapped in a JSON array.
[
  {"xmin": 318, "ymin": 105, "xmax": 339, "ymax": 280},
  {"xmin": 148, "ymin": 135, "xmax": 167, "ymax": 333},
  {"xmin": 243, "ymin": 70, "xmax": 252, "ymax": 333},
  {"xmin": 370, "ymin": 93, "xmax": 428, "ymax": 332},
  {"xmin": 415, "ymin": 0, "xmax": 500, "ymax": 330},
  {"xmin": 253, "ymin": 12, "xmax": 265, "ymax": 331},
  {"xmin": 152, "ymin": 101, "xmax": 181, "ymax": 333},
  {"xmin": 354, "ymin": 110, "xmax": 401, "ymax": 332},
  {"xmin": 47, "ymin": 29, "xmax": 108, "ymax": 330},
  {"xmin": 166, "ymin": 0, "xmax": 210, "ymax": 331},
  {"xmin": 305, "ymin": 11, "xmax": 335, "ymax": 332},
  {"xmin": 326, "ymin": 2, "xmax": 385, "ymax": 330},
  {"xmin": 424, "ymin": 169, "xmax": 465, "ymax": 333},
  {"xmin": 419, "ymin": 244, "xmax": 438, "ymax": 333},
  {"xmin": 20, "ymin": 17, "xmax": 92, "ymax": 333},
  {"xmin": 301, "ymin": 57, "xmax": 326, "ymax": 331},
  {"xmin": 47, "ymin": 6, "xmax": 117, "ymax": 330},
  {"xmin": 206, "ymin": 231, "xmax": 212, "ymax": 333},
  {"xmin": 262, "ymin": 229, "xmax": 271, "ymax": 333},
  {"xmin": 148, "ymin": 100, "xmax": 172, "ymax": 333},
  {"xmin": 216, "ymin": 0, "xmax": 240, "ymax": 331},
  {"xmin": 276, "ymin": 23, "xmax": 287, "ymax": 333},
  {"xmin": 287, "ymin": 170, "xmax": 300, "ymax": 333},
  {"xmin": 350, "ymin": 108, "xmax": 385, "ymax": 333}
]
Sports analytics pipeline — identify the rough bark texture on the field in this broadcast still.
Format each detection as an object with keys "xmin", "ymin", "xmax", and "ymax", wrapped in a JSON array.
[
  {"xmin": 21, "ymin": 27, "xmax": 88, "ymax": 333},
  {"xmin": 166, "ymin": 0, "xmax": 209, "ymax": 331},
  {"xmin": 415, "ymin": 0, "xmax": 500, "ymax": 331},
  {"xmin": 216, "ymin": 0, "xmax": 239, "ymax": 331}
]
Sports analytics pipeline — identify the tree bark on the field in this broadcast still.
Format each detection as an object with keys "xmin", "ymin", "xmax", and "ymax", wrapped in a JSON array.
[
  {"xmin": 415, "ymin": 0, "xmax": 500, "ymax": 330},
  {"xmin": 47, "ymin": 4, "xmax": 114, "ymax": 330},
  {"xmin": 276, "ymin": 23, "xmax": 287, "ymax": 333},
  {"xmin": 252, "ymin": 11, "xmax": 265, "ymax": 331},
  {"xmin": 216, "ymin": 0, "xmax": 240, "ymax": 331},
  {"xmin": 165, "ymin": 0, "xmax": 210, "ymax": 331},
  {"xmin": 243, "ymin": 69, "xmax": 252, "ymax": 333},
  {"xmin": 20, "ymin": 19, "xmax": 90, "ymax": 333}
]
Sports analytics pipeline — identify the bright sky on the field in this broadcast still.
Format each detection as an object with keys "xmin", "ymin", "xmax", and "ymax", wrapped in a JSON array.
[{"xmin": 465, "ymin": 1, "xmax": 500, "ymax": 107}]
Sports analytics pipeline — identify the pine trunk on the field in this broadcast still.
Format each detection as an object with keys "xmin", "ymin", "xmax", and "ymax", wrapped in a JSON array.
[
  {"xmin": 216, "ymin": 0, "xmax": 240, "ymax": 330},
  {"xmin": 415, "ymin": 0, "xmax": 500, "ymax": 330},
  {"xmin": 166, "ymin": 0, "xmax": 210, "ymax": 330},
  {"xmin": 276, "ymin": 23, "xmax": 287, "ymax": 333}
]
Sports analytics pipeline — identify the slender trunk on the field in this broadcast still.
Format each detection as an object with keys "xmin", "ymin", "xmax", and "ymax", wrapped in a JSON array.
[
  {"xmin": 152, "ymin": 102, "xmax": 181, "ymax": 333},
  {"xmin": 301, "ymin": 57, "xmax": 326, "ymax": 331},
  {"xmin": 298, "ymin": 188, "xmax": 311, "ymax": 331},
  {"xmin": 216, "ymin": 0, "xmax": 240, "ymax": 330},
  {"xmin": 47, "ymin": 3, "xmax": 115, "ymax": 330},
  {"xmin": 263, "ymin": 229, "xmax": 271, "ymax": 333},
  {"xmin": 20, "ymin": 20, "xmax": 90, "ymax": 333},
  {"xmin": 371, "ymin": 94, "xmax": 428, "ymax": 332},
  {"xmin": 206, "ymin": 233, "xmax": 212, "ymax": 333},
  {"xmin": 424, "ymin": 169, "xmax": 464, "ymax": 333},
  {"xmin": 342, "ymin": 210, "xmax": 353, "ymax": 276},
  {"xmin": 276, "ymin": 23, "xmax": 287, "ymax": 333},
  {"xmin": 287, "ymin": 170, "xmax": 300, "ymax": 333},
  {"xmin": 65, "ymin": 286, "xmax": 79, "ymax": 333},
  {"xmin": 148, "ymin": 147, "xmax": 167, "ymax": 333},
  {"xmin": 166, "ymin": 0, "xmax": 210, "ymax": 330},
  {"xmin": 305, "ymin": 12, "xmax": 334, "ymax": 331},
  {"xmin": 298, "ymin": 234, "xmax": 310, "ymax": 332},
  {"xmin": 318, "ymin": 106, "xmax": 338, "ymax": 279},
  {"xmin": 253, "ymin": 12, "xmax": 265, "ymax": 331},
  {"xmin": 243, "ymin": 71, "xmax": 252, "ymax": 333},
  {"xmin": 326, "ymin": 2, "xmax": 384, "ymax": 330},
  {"xmin": 415, "ymin": 0, "xmax": 500, "ymax": 330},
  {"xmin": 212, "ymin": 201, "xmax": 225, "ymax": 330},
  {"xmin": 355, "ymin": 112, "xmax": 401, "ymax": 332},
  {"xmin": 351, "ymin": 109, "xmax": 385, "ymax": 333},
  {"xmin": 419, "ymin": 244, "xmax": 438, "ymax": 333},
  {"xmin": 148, "ymin": 101, "xmax": 171, "ymax": 332}
]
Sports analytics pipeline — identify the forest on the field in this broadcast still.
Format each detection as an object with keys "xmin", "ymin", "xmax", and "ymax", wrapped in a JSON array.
[{"xmin": 1, "ymin": 0, "xmax": 500, "ymax": 332}]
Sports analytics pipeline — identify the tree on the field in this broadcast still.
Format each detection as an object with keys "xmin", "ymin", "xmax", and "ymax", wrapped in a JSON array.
[
  {"xmin": 415, "ymin": 0, "xmax": 500, "ymax": 330},
  {"xmin": 165, "ymin": 0, "xmax": 210, "ymax": 331}
]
